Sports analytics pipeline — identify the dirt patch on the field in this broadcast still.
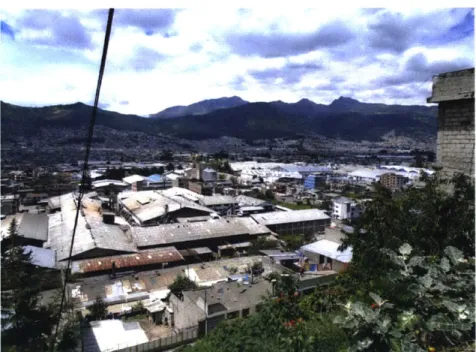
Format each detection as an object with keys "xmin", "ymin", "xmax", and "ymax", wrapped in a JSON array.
[{"xmin": 139, "ymin": 319, "xmax": 172, "ymax": 340}]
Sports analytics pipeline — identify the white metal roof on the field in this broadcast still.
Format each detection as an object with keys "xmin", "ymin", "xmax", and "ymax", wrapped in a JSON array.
[
  {"xmin": 251, "ymin": 209, "xmax": 330, "ymax": 226},
  {"xmin": 301, "ymin": 239, "xmax": 353, "ymax": 263},
  {"xmin": 122, "ymin": 174, "xmax": 145, "ymax": 184}
]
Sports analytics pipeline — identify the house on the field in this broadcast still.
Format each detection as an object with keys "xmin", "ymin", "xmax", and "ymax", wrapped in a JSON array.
[
  {"xmin": 168, "ymin": 280, "xmax": 271, "ymax": 336},
  {"xmin": 427, "ymin": 68, "xmax": 475, "ymax": 179},
  {"xmin": 332, "ymin": 197, "xmax": 363, "ymax": 220},
  {"xmin": 301, "ymin": 239, "xmax": 352, "ymax": 273}
]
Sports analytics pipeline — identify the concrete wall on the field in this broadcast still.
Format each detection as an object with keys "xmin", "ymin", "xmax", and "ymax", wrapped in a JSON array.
[
  {"xmin": 428, "ymin": 68, "xmax": 475, "ymax": 180},
  {"xmin": 436, "ymin": 99, "xmax": 475, "ymax": 179},
  {"xmin": 169, "ymin": 294, "xmax": 205, "ymax": 330}
]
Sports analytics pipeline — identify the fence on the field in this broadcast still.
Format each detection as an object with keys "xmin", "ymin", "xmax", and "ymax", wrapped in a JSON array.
[{"xmin": 107, "ymin": 327, "xmax": 198, "ymax": 352}]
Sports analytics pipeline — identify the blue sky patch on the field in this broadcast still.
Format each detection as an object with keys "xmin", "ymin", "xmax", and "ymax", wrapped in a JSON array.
[{"xmin": 1, "ymin": 21, "xmax": 15, "ymax": 40}]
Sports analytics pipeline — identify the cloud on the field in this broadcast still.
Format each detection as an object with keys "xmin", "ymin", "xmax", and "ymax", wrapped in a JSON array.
[
  {"xmin": 225, "ymin": 20, "xmax": 355, "ymax": 58},
  {"xmin": 113, "ymin": 9, "xmax": 178, "ymax": 35},
  {"xmin": 1, "ymin": 21, "xmax": 15, "ymax": 40},
  {"xmin": 378, "ymin": 52, "xmax": 474, "ymax": 86},
  {"xmin": 127, "ymin": 46, "xmax": 167, "ymax": 71},
  {"xmin": 16, "ymin": 10, "xmax": 92, "ymax": 49},
  {"xmin": 249, "ymin": 61, "xmax": 324, "ymax": 85}
]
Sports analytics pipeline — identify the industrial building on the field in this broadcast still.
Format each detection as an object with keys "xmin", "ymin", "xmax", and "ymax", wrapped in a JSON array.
[
  {"xmin": 198, "ymin": 195, "xmax": 238, "ymax": 215},
  {"xmin": 130, "ymin": 217, "xmax": 270, "ymax": 251},
  {"xmin": 1, "ymin": 212, "xmax": 49, "ymax": 249},
  {"xmin": 251, "ymin": 209, "xmax": 330, "ymax": 236},
  {"xmin": 118, "ymin": 190, "xmax": 214, "ymax": 226}
]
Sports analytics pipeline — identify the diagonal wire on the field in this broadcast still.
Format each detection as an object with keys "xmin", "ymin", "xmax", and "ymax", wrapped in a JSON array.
[{"xmin": 51, "ymin": 8, "xmax": 115, "ymax": 348}]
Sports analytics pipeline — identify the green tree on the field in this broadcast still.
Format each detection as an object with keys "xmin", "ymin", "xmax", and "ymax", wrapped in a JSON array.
[
  {"xmin": 168, "ymin": 275, "xmax": 198, "ymax": 299},
  {"xmin": 89, "ymin": 296, "xmax": 107, "ymax": 321},
  {"xmin": 1, "ymin": 219, "xmax": 56, "ymax": 351},
  {"xmin": 166, "ymin": 162, "xmax": 175, "ymax": 172}
]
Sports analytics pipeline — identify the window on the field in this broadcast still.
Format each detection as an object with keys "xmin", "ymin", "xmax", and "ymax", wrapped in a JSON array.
[
  {"xmin": 242, "ymin": 308, "xmax": 250, "ymax": 318},
  {"xmin": 228, "ymin": 311, "xmax": 239, "ymax": 320}
]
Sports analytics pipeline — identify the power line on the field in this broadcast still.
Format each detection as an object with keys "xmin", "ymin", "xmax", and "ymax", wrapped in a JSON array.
[{"xmin": 51, "ymin": 8, "xmax": 115, "ymax": 348}]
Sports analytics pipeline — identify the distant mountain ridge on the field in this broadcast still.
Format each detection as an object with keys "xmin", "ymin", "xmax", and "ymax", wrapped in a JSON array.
[
  {"xmin": 150, "ymin": 96, "xmax": 248, "ymax": 118},
  {"xmin": 1, "ymin": 96, "xmax": 438, "ymax": 145}
]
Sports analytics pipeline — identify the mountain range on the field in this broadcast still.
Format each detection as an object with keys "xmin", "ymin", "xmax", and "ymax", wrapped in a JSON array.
[{"xmin": 1, "ymin": 96, "xmax": 438, "ymax": 144}]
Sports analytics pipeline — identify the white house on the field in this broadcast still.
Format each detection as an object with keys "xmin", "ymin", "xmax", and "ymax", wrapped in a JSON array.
[
  {"xmin": 332, "ymin": 197, "xmax": 363, "ymax": 220},
  {"xmin": 301, "ymin": 239, "xmax": 353, "ymax": 273}
]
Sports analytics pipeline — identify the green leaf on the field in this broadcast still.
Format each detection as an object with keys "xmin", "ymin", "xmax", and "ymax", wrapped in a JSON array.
[
  {"xmin": 369, "ymin": 292, "xmax": 383, "ymax": 305},
  {"xmin": 419, "ymin": 275, "xmax": 433, "ymax": 289},
  {"xmin": 444, "ymin": 246, "xmax": 464, "ymax": 265},
  {"xmin": 399, "ymin": 243, "xmax": 412, "ymax": 256},
  {"xmin": 439, "ymin": 257, "xmax": 451, "ymax": 272}
]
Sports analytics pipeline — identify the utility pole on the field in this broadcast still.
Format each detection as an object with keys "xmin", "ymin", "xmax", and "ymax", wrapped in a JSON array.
[{"xmin": 204, "ymin": 287, "xmax": 208, "ymax": 337}]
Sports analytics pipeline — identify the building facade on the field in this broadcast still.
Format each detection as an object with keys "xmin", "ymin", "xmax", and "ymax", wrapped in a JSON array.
[
  {"xmin": 427, "ymin": 68, "xmax": 475, "ymax": 180},
  {"xmin": 379, "ymin": 173, "xmax": 407, "ymax": 190},
  {"xmin": 332, "ymin": 197, "xmax": 363, "ymax": 220}
]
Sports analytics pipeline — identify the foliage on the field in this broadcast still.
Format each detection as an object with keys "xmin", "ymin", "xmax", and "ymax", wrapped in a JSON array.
[
  {"xmin": 1, "ymin": 219, "xmax": 57, "ymax": 351},
  {"xmin": 166, "ymin": 162, "xmax": 175, "ymax": 171},
  {"xmin": 316, "ymin": 198, "xmax": 333, "ymax": 211},
  {"xmin": 168, "ymin": 275, "xmax": 198, "ymax": 299},
  {"xmin": 333, "ymin": 244, "xmax": 475, "ymax": 351},
  {"xmin": 340, "ymin": 173, "xmax": 474, "ymax": 287},
  {"xmin": 89, "ymin": 296, "xmax": 107, "ymax": 321},
  {"xmin": 248, "ymin": 236, "xmax": 278, "ymax": 255}
]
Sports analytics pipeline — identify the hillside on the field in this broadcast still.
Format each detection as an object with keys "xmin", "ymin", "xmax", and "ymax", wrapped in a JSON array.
[
  {"xmin": 150, "ymin": 96, "xmax": 249, "ymax": 119},
  {"xmin": 1, "ymin": 97, "xmax": 438, "ymax": 144}
]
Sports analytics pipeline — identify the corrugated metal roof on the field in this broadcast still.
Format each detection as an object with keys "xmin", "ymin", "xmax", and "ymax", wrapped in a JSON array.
[
  {"xmin": 71, "ymin": 247, "xmax": 184, "ymax": 274},
  {"xmin": 199, "ymin": 195, "xmax": 238, "ymax": 206},
  {"xmin": 23, "ymin": 245, "xmax": 56, "ymax": 269},
  {"xmin": 147, "ymin": 174, "xmax": 163, "ymax": 182},
  {"xmin": 119, "ymin": 190, "xmax": 214, "ymax": 224},
  {"xmin": 132, "ymin": 217, "xmax": 270, "ymax": 247},
  {"xmin": 122, "ymin": 174, "xmax": 145, "ymax": 184},
  {"xmin": 301, "ymin": 239, "xmax": 353, "ymax": 263},
  {"xmin": 45, "ymin": 193, "xmax": 137, "ymax": 261},
  {"xmin": 236, "ymin": 195, "xmax": 268, "ymax": 206},
  {"xmin": 17, "ymin": 213, "xmax": 49, "ymax": 241},
  {"xmin": 251, "ymin": 209, "xmax": 329, "ymax": 226}
]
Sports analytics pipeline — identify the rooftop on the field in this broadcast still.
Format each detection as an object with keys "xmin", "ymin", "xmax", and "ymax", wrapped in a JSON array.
[
  {"xmin": 199, "ymin": 195, "xmax": 238, "ymax": 206},
  {"xmin": 23, "ymin": 245, "xmax": 56, "ymax": 269},
  {"xmin": 119, "ymin": 190, "xmax": 213, "ymax": 224},
  {"xmin": 45, "ymin": 193, "xmax": 137, "ymax": 261},
  {"xmin": 301, "ymin": 239, "xmax": 353, "ymax": 263},
  {"xmin": 131, "ymin": 217, "xmax": 270, "ymax": 247},
  {"xmin": 0, "ymin": 213, "xmax": 49, "ymax": 242},
  {"xmin": 122, "ymin": 174, "xmax": 145, "ymax": 184},
  {"xmin": 71, "ymin": 247, "xmax": 184, "ymax": 274},
  {"xmin": 251, "ymin": 209, "xmax": 330, "ymax": 226}
]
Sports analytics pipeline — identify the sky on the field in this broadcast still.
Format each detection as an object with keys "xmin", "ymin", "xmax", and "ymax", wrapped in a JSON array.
[{"xmin": 0, "ymin": 7, "xmax": 474, "ymax": 116}]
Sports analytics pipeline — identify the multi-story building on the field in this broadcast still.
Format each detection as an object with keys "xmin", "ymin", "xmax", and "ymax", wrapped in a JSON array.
[
  {"xmin": 379, "ymin": 173, "xmax": 407, "ymax": 190},
  {"xmin": 332, "ymin": 197, "xmax": 363, "ymax": 220}
]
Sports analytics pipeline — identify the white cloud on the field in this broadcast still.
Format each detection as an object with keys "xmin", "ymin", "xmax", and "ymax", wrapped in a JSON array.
[{"xmin": 0, "ymin": 8, "xmax": 473, "ymax": 115}]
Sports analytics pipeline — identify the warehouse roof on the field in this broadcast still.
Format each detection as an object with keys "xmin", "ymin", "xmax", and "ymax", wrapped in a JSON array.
[
  {"xmin": 160, "ymin": 187, "xmax": 203, "ymax": 202},
  {"xmin": 71, "ymin": 247, "xmax": 184, "ymax": 274},
  {"xmin": 131, "ymin": 217, "xmax": 269, "ymax": 247},
  {"xmin": 301, "ymin": 239, "xmax": 353, "ymax": 263},
  {"xmin": 92, "ymin": 179, "xmax": 128, "ymax": 188},
  {"xmin": 199, "ymin": 195, "xmax": 238, "ymax": 206},
  {"xmin": 23, "ymin": 245, "xmax": 57, "ymax": 269},
  {"xmin": 17, "ymin": 213, "xmax": 49, "ymax": 241},
  {"xmin": 119, "ymin": 190, "xmax": 213, "ymax": 224},
  {"xmin": 235, "ymin": 195, "xmax": 269, "ymax": 206},
  {"xmin": 251, "ymin": 209, "xmax": 329, "ymax": 226},
  {"xmin": 122, "ymin": 174, "xmax": 145, "ymax": 184},
  {"xmin": 146, "ymin": 174, "xmax": 164, "ymax": 183},
  {"xmin": 45, "ymin": 193, "xmax": 137, "ymax": 261}
]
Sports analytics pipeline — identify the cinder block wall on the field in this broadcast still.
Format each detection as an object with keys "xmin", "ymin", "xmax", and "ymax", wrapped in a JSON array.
[
  {"xmin": 437, "ymin": 99, "xmax": 475, "ymax": 179},
  {"xmin": 428, "ymin": 68, "xmax": 475, "ymax": 180}
]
